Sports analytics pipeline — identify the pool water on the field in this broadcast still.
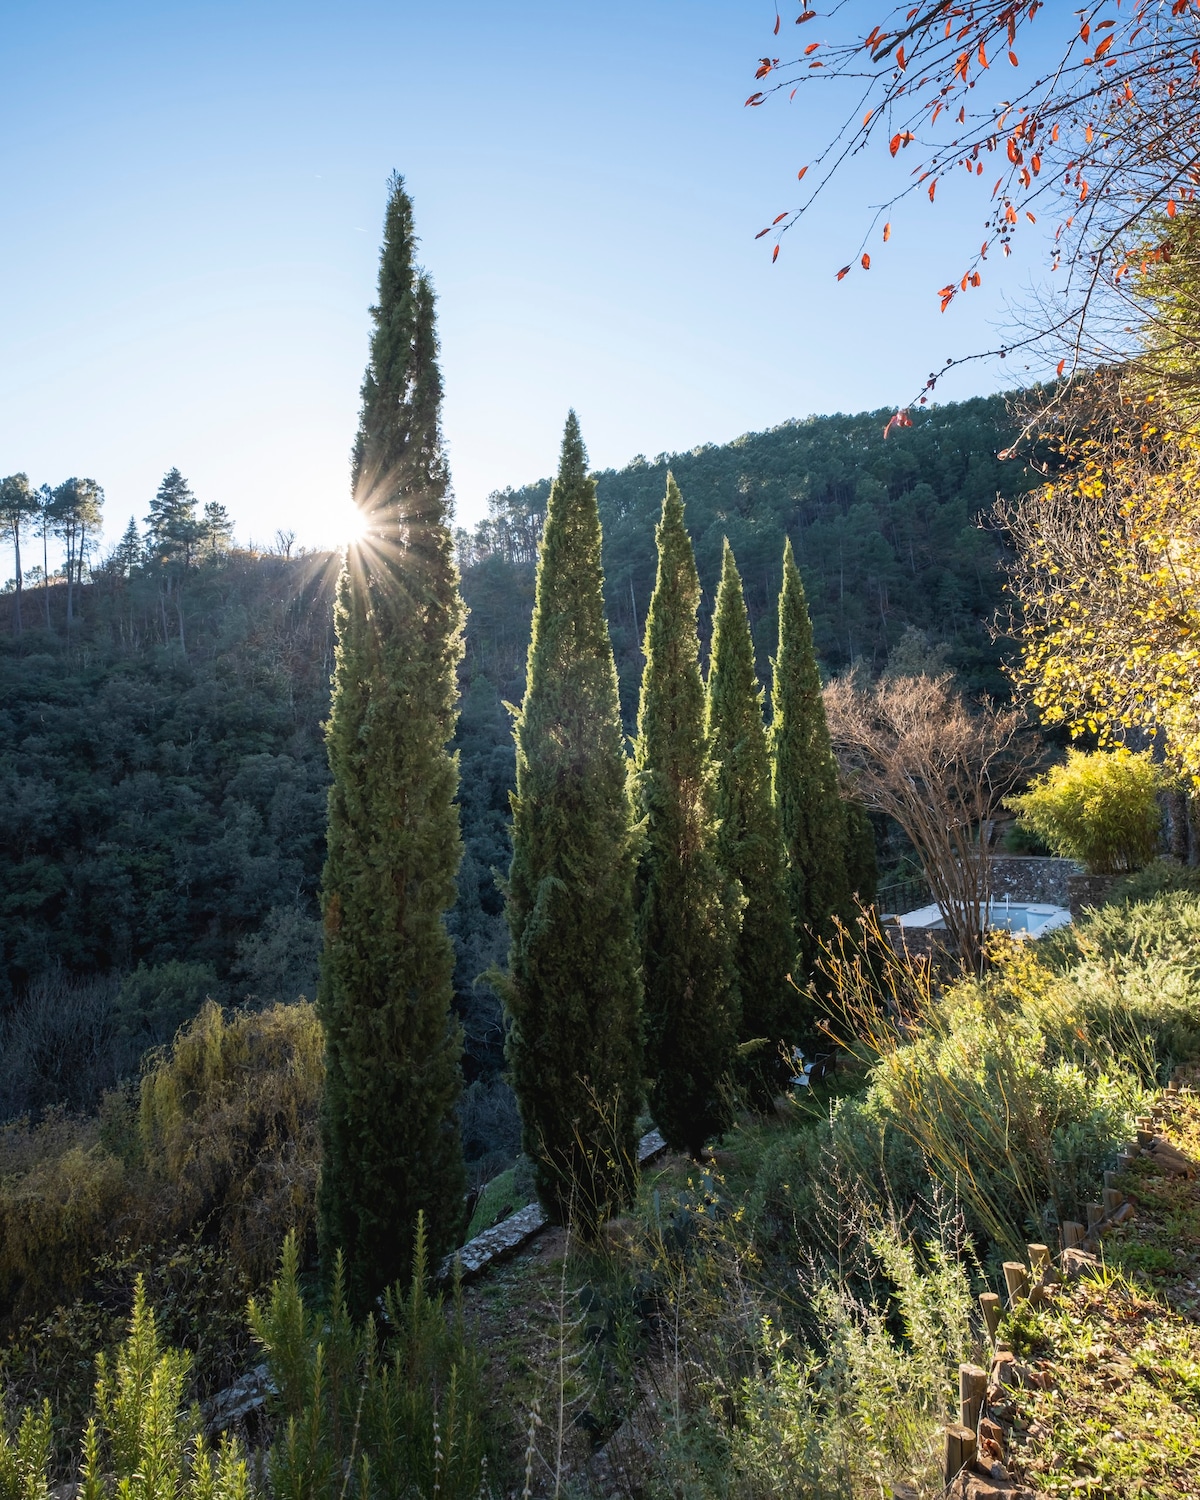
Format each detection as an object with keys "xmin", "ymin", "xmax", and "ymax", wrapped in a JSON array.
[{"xmin": 886, "ymin": 899, "xmax": 1072, "ymax": 939}]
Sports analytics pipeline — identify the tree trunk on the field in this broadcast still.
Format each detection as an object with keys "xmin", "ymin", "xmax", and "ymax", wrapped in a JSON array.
[
  {"xmin": 65, "ymin": 524, "xmax": 76, "ymax": 630},
  {"xmin": 42, "ymin": 526, "xmax": 50, "ymax": 628},
  {"xmin": 11, "ymin": 524, "xmax": 21, "ymax": 635}
]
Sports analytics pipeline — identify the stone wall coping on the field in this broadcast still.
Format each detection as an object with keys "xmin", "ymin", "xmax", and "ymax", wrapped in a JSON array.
[{"xmin": 438, "ymin": 1128, "xmax": 668, "ymax": 1283}]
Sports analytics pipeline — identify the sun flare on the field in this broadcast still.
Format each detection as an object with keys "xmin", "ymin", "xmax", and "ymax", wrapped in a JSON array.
[{"xmin": 335, "ymin": 499, "xmax": 370, "ymax": 547}]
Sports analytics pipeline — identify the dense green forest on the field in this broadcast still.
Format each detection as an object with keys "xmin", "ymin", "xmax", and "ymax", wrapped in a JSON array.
[{"xmin": 0, "ymin": 391, "xmax": 1029, "ymax": 1156}]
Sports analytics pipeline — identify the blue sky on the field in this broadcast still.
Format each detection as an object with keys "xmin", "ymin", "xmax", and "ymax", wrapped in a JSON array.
[{"xmin": 0, "ymin": 1, "xmax": 1043, "ymax": 553}]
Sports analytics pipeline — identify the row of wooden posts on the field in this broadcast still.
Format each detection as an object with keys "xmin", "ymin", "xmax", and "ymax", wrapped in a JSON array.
[{"xmin": 942, "ymin": 1077, "xmax": 1194, "ymax": 1488}]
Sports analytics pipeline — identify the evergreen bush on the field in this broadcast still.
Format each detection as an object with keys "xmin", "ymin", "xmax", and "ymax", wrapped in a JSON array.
[{"xmin": 251, "ymin": 1227, "xmax": 489, "ymax": 1500}]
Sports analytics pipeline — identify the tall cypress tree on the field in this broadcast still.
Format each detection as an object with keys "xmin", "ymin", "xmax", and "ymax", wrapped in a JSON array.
[
  {"xmin": 706, "ymin": 540, "xmax": 794, "ymax": 1105},
  {"xmin": 318, "ymin": 174, "xmax": 466, "ymax": 1310},
  {"xmin": 771, "ymin": 538, "xmax": 850, "ymax": 995},
  {"xmin": 506, "ymin": 412, "xmax": 642, "ymax": 1228},
  {"xmin": 635, "ymin": 477, "xmax": 739, "ymax": 1156}
]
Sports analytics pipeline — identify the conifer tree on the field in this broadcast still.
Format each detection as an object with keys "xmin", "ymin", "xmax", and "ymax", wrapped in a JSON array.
[
  {"xmin": 505, "ymin": 413, "xmax": 642, "ymax": 1228},
  {"xmin": 771, "ymin": 538, "xmax": 850, "ymax": 993},
  {"xmin": 706, "ymin": 540, "xmax": 794, "ymax": 1105},
  {"xmin": 0, "ymin": 473, "xmax": 37, "ymax": 636},
  {"xmin": 114, "ymin": 517, "xmax": 144, "ymax": 577},
  {"xmin": 318, "ymin": 174, "xmax": 466, "ymax": 1310},
  {"xmin": 635, "ymin": 477, "xmax": 739, "ymax": 1156}
]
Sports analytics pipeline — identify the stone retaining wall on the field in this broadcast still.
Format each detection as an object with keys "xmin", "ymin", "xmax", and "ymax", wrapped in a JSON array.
[{"xmin": 989, "ymin": 857, "xmax": 1080, "ymax": 907}]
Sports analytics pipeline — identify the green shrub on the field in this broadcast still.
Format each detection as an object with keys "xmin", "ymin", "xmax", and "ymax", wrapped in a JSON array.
[
  {"xmin": 0, "ymin": 1277, "xmax": 252, "ymax": 1500},
  {"xmin": 1007, "ymin": 748, "xmax": 1163, "ymax": 874},
  {"xmin": 250, "ymin": 1226, "xmax": 491, "ymax": 1500},
  {"xmin": 1109, "ymin": 856, "xmax": 1200, "ymax": 903},
  {"xmin": 139, "ymin": 1000, "xmax": 324, "ymax": 1281},
  {"xmin": 1, "ymin": 1233, "xmax": 493, "ymax": 1499},
  {"xmin": 0, "ymin": 1236, "xmax": 254, "ymax": 1449}
]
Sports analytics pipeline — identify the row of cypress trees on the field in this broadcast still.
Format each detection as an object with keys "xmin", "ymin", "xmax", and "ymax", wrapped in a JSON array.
[
  {"xmin": 506, "ymin": 426, "xmax": 869, "ymax": 1225},
  {"xmin": 317, "ymin": 176, "xmax": 869, "ymax": 1311}
]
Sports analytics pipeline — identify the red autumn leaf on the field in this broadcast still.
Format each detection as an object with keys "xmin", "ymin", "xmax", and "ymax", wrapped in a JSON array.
[
  {"xmin": 1026, "ymin": 211, "xmax": 1037, "ymax": 223},
  {"xmin": 897, "ymin": 44, "xmax": 907, "ymax": 69},
  {"xmin": 970, "ymin": 271, "xmax": 981, "ymax": 287},
  {"xmin": 773, "ymin": 12, "xmax": 780, "ymax": 35},
  {"xmin": 1094, "ymin": 34, "xmax": 1114, "ymax": 59},
  {"xmin": 804, "ymin": 41, "xmax": 820, "ymax": 54},
  {"xmin": 862, "ymin": 253, "xmax": 871, "ymax": 269},
  {"xmin": 772, "ymin": 244, "xmax": 780, "ymax": 262},
  {"xmin": 883, "ymin": 221, "xmax": 891, "ymax": 242},
  {"xmin": 755, "ymin": 227, "xmax": 771, "ymax": 239},
  {"xmin": 1168, "ymin": 199, "xmax": 1178, "ymax": 217},
  {"xmin": 978, "ymin": 41, "xmax": 988, "ymax": 68},
  {"xmin": 837, "ymin": 265, "xmax": 851, "ymax": 280},
  {"xmin": 797, "ymin": 165, "xmax": 808, "ymax": 180},
  {"xmin": 1057, "ymin": 358, "xmax": 1066, "ymax": 376},
  {"xmin": 1080, "ymin": 21, "xmax": 1090, "ymax": 42},
  {"xmin": 928, "ymin": 180, "xmax": 937, "ymax": 201},
  {"xmin": 773, "ymin": 212, "xmax": 788, "ymax": 224},
  {"xmin": 745, "ymin": 92, "xmax": 764, "ymax": 106},
  {"xmin": 1008, "ymin": 50, "xmax": 1019, "ymax": 66}
]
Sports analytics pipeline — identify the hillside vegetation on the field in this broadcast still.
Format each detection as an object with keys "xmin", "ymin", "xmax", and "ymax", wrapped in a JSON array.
[
  {"xmin": 0, "ymin": 392, "xmax": 1026, "ymax": 1130},
  {"xmin": 2, "ymin": 869, "xmax": 1197, "ymax": 1496}
]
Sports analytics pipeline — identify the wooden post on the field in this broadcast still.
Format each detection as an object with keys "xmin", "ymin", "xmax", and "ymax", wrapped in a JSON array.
[
  {"xmin": 1002, "ymin": 1261, "xmax": 1029, "ymax": 1306},
  {"xmin": 1103, "ymin": 1187, "xmax": 1123, "ymax": 1215},
  {"xmin": 959, "ymin": 1363, "xmax": 987, "ymax": 1433},
  {"xmin": 943, "ymin": 1423, "xmax": 977, "ymax": 1484},
  {"xmin": 1086, "ymin": 1202, "xmax": 1104, "ymax": 1229},
  {"xmin": 1061, "ymin": 1220, "xmax": 1084, "ymax": 1249},
  {"xmin": 979, "ymin": 1291, "xmax": 1002, "ymax": 1340},
  {"xmin": 1026, "ymin": 1243, "xmax": 1051, "ymax": 1299}
]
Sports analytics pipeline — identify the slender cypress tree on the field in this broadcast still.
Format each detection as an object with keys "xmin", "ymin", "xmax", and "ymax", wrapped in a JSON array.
[
  {"xmin": 635, "ymin": 476, "xmax": 739, "ymax": 1156},
  {"xmin": 505, "ymin": 412, "xmax": 642, "ymax": 1228},
  {"xmin": 318, "ymin": 174, "xmax": 466, "ymax": 1311},
  {"xmin": 771, "ymin": 538, "xmax": 850, "ymax": 996},
  {"xmin": 706, "ymin": 540, "xmax": 794, "ymax": 1105}
]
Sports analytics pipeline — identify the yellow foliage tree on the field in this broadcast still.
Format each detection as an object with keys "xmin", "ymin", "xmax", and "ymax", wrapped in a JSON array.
[{"xmin": 1002, "ymin": 397, "xmax": 1200, "ymax": 783}]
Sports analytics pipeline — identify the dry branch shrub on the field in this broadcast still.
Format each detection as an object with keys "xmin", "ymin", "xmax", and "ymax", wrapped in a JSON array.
[
  {"xmin": 139, "ymin": 1000, "xmax": 324, "ymax": 1281},
  {"xmin": 823, "ymin": 672, "xmax": 1034, "ymax": 972}
]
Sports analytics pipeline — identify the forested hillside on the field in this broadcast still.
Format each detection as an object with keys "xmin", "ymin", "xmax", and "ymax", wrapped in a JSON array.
[{"xmin": 0, "ymin": 391, "xmax": 1029, "ymax": 1132}]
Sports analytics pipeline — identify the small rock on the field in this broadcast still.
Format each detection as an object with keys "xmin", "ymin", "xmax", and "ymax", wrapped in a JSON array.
[{"xmin": 203, "ymin": 1364, "xmax": 277, "ymax": 1438}]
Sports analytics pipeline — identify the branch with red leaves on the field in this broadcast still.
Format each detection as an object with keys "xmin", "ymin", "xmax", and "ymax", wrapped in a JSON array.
[{"xmin": 750, "ymin": 1, "xmax": 1200, "ymax": 415}]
